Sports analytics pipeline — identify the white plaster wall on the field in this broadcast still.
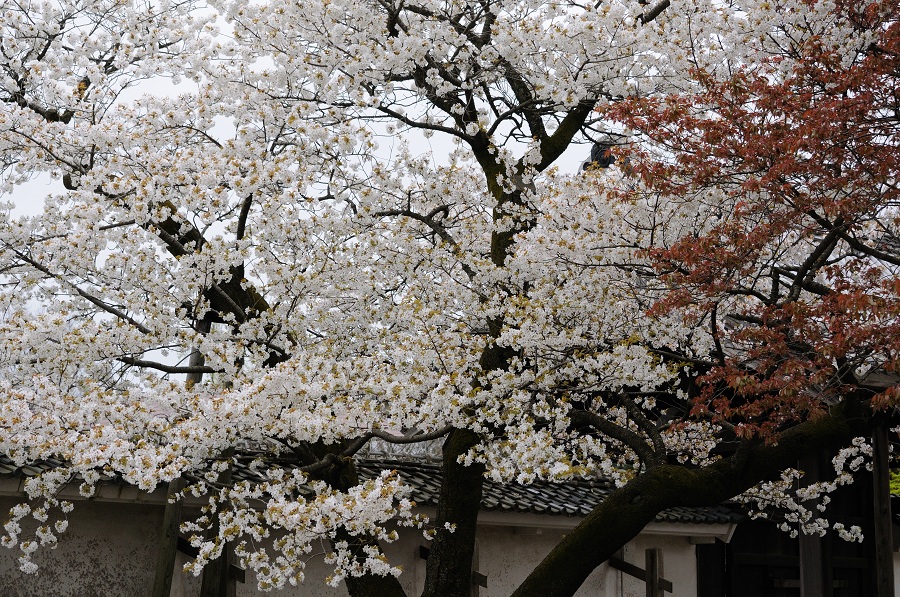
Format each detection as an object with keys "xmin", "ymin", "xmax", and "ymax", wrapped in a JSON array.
[
  {"xmin": 0, "ymin": 495, "xmax": 422, "ymax": 597},
  {"xmin": 473, "ymin": 526, "xmax": 608, "ymax": 597},
  {"xmin": 894, "ymin": 552, "xmax": 900, "ymax": 597},
  {"xmin": 615, "ymin": 533, "xmax": 697, "ymax": 597},
  {"xmin": 0, "ymin": 495, "xmax": 698, "ymax": 597},
  {"xmin": 0, "ymin": 497, "xmax": 184, "ymax": 597},
  {"xmin": 0, "ymin": 496, "xmax": 405, "ymax": 597}
]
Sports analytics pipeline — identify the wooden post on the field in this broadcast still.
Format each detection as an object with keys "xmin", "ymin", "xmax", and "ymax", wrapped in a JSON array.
[
  {"xmin": 799, "ymin": 532, "xmax": 826, "ymax": 597},
  {"xmin": 873, "ymin": 425, "xmax": 894, "ymax": 597},
  {"xmin": 471, "ymin": 539, "xmax": 482, "ymax": 597},
  {"xmin": 645, "ymin": 548, "xmax": 662, "ymax": 597},
  {"xmin": 153, "ymin": 317, "xmax": 211, "ymax": 597},
  {"xmin": 609, "ymin": 550, "xmax": 672, "ymax": 594},
  {"xmin": 151, "ymin": 478, "xmax": 186, "ymax": 597},
  {"xmin": 799, "ymin": 454, "xmax": 831, "ymax": 597}
]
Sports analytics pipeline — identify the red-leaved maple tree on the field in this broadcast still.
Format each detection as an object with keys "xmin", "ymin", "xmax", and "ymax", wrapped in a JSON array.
[{"xmin": 605, "ymin": 0, "xmax": 900, "ymax": 438}]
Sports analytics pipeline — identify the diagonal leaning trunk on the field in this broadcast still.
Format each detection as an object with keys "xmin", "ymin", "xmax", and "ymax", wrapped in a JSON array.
[{"xmin": 511, "ymin": 400, "xmax": 872, "ymax": 597}]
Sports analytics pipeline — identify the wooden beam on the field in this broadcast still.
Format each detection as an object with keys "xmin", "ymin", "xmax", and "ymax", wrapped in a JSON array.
[
  {"xmin": 609, "ymin": 552, "xmax": 673, "ymax": 593},
  {"xmin": 472, "ymin": 571, "xmax": 488, "ymax": 588}
]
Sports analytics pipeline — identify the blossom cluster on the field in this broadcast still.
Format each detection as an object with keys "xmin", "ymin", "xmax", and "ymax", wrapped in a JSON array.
[
  {"xmin": 0, "ymin": 0, "xmax": 895, "ymax": 589},
  {"xmin": 735, "ymin": 438, "xmax": 872, "ymax": 541}
]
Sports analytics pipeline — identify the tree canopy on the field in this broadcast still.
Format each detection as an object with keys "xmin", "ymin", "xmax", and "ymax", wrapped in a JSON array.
[{"xmin": 0, "ymin": 0, "xmax": 897, "ymax": 595}]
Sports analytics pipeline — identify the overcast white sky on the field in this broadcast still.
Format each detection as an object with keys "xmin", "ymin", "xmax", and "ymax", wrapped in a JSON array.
[{"xmin": 8, "ymin": 175, "xmax": 61, "ymax": 217}]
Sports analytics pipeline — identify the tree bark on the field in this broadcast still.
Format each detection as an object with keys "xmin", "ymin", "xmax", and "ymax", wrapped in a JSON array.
[
  {"xmin": 421, "ymin": 428, "xmax": 485, "ymax": 597},
  {"xmin": 512, "ymin": 401, "xmax": 871, "ymax": 597},
  {"xmin": 337, "ymin": 528, "xmax": 408, "ymax": 597},
  {"xmin": 200, "ymin": 446, "xmax": 235, "ymax": 597}
]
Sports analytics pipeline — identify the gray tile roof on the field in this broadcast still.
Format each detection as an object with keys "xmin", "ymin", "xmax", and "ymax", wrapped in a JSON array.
[
  {"xmin": 0, "ymin": 455, "xmax": 742, "ymax": 525},
  {"xmin": 357, "ymin": 459, "xmax": 743, "ymax": 525}
]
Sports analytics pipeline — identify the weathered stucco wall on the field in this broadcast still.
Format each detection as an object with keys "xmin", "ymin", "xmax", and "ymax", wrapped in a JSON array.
[
  {"xmin": 0, "ymin": 497, "xmax": 174, "ymax": 597},
  {"xmin": 617, "ymin": 533, "xmax": 697, "ymax": 597},
  {"xmin": 473, "ymin": 525, "xmax": 608, "ymax": 597},
  {"xmin": 894, "ymin": 554, "xmax": 900, "ymax": 597},
  {"xmin": 0, "ymin": 495, "xmax": 703, "ymax": 596}
]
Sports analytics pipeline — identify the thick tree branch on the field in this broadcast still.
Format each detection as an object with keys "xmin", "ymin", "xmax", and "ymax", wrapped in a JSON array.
[
  {"xmin": 535, "ymin": 100, "xmax": 596, "ymax": 171},
  {"xmin": 772, "ymin": 266, "xmax": 833, "ymax": 297},
  {"xmin": 639, "ymin": 0, "xmax": 670, "ymax": 25},
  {"xmin": 374, "ymin": 103, "xmax": 469, "ymax": 140},
  {"xmin": 839, "ymin": 231, "xmax": 900, "ymax": 267},
  {"xmin": 568, "ymin": 409, "xmax": 659, "ymax": 467},
  {"xmin": 374, "ymin": 207, "xmax": 480, "ymax": 282},
  {"xmin": 118, "ymin": 357, "xmax": 220, "ymax": 375},
  {"xmin": 148, "ymin": 202, "xmax": 269, "ymax": 323},
  {"xmin": 621, "ymin": 396, "xmax": 668, "ymax": 460},
  {"xmin": 513, "ymin": 399, "xmax": 872, "ymax": 597},
  {"xmin": 785, "ymin": 225, "xmax": 841, "ymax": 303},
  {"xmin": 6, "ymin": 93, "xmax": 75, "ymax": 124},
  {"xmin": 236, "ymin": 195, "xmax": 253, "ymax": 241},
  {"xmin": 343, "ymin": 425, "xmax": 454, "ymax": 457}
]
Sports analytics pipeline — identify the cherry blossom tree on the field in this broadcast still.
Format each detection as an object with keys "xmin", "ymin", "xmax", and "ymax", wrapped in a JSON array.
[{"xmin": 0, "ymin": 0, "xmax": 895, "ymax": 596}]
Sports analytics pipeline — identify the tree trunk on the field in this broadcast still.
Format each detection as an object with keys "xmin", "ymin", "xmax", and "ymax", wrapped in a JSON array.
[
  {"xmin": 512, "ymin": 401, "xmax": 870, "ymax": 597},
  {"xmin": 336, "ymin": 528, "xmax": 408, "ymax": 597},
  {"xmin": 328, "ymin": 455, "xmax": 408, "ymax": 597},
  {"xmin": 421, "ymin": 428, "xmax": 485, "ymax": 597},
  {"xmin": 200, "ymin": 446, "xmax": 235, "ymax": 597}
]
